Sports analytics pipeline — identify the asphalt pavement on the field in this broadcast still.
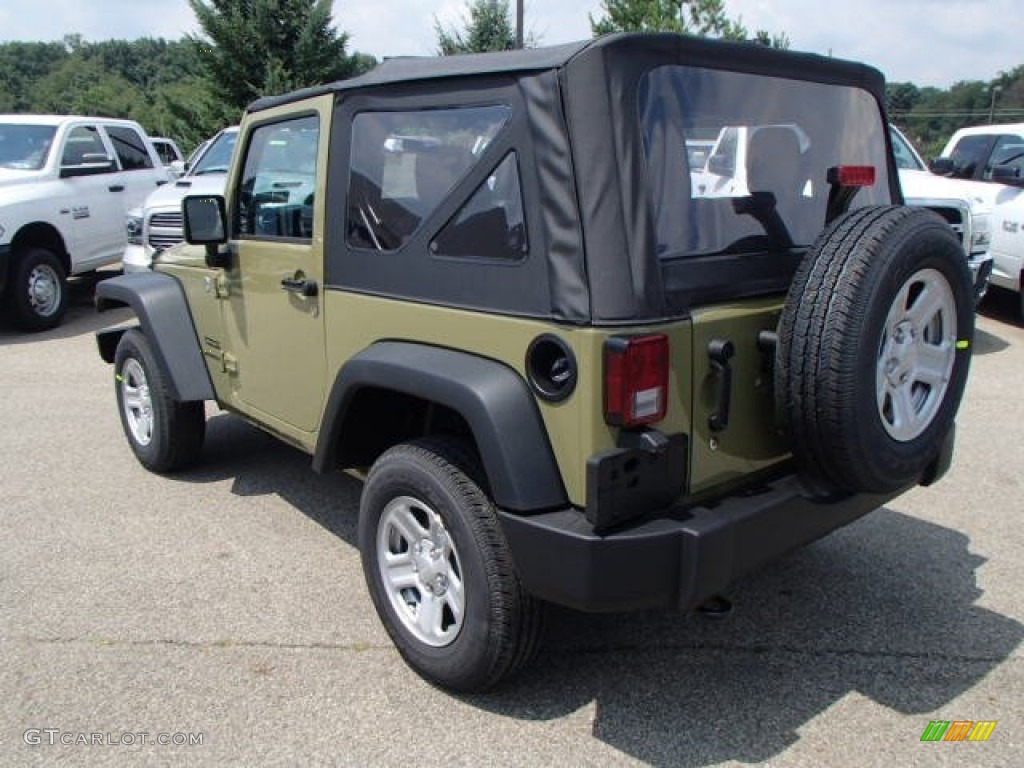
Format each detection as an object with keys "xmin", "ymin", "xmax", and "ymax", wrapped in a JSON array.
[{"xmin": 1, "ymin": 274, "xmax": 1021, "ymax": 767}]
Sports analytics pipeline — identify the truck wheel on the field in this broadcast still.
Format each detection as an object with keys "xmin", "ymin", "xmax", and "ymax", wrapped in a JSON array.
[
  {"xmin": 114, "ymin": 329, "xmax": 205, "ymax": 473},
  {"xmin": 776, "ymin": 206, "xmax": 973, "ymax": 494},
  {"xmin": 7, "ymin": 247, "xmax": 68, "ymax": 332},
  {"xmin": 359, "ymin": 437, "xmax": 543, "ymax": 692}
]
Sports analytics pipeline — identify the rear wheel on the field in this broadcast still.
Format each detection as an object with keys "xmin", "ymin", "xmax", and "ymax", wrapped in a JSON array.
[
  {"xmin": 114, "ymin": 329, "xmax": 205, "ymax": 473},
  {"xmin": 359, "ymin": 437, "xmax": 543, "ymax": 692},
  {"xmin": 7, "ymin": 247, "xmax": 68, "ymax": 332},
  {"xmin": 776, "ymin": 206, "xmax": 974, "ymax": 494}
]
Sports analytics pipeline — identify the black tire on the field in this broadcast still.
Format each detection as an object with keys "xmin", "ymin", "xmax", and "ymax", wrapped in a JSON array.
[
  {"xmin": 359, "ymin": 437, "xmax": 543, "ymax": 692},
  {"xmin": 6, "ymin": 247, "xmax": 68, "ymax": 332},
  {"xmin": 113, "ymin": 329, "xmax": 205, "ymax": 473},
  {"xmin": 776, "ymin": 206, "xmax": 974, "ymax": 494}
]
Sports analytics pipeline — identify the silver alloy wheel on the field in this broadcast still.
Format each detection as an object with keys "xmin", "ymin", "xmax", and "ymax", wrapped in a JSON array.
[
  {"xmin": 377, "ymin": 495, "xmax": 464, "ymax": 647},
  {"xmin": 120, "ymin": 358, "xmax": 154, "ymax": 446},
  {"xmin": 26, "ymin": 263, "xmax": 61, "ymax": 317},
  {"xmin": 876, "ymin": 268, "xmax": 957, "ymax": 442}
]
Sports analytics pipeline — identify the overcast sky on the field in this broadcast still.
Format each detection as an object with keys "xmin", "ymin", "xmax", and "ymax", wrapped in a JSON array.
[{"xmin": 0, "ymin": 0, "xmax": 1017, "ymax": 88}]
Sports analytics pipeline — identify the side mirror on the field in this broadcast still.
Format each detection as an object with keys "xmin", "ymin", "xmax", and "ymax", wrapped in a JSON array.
[
  {"xmin": 182, "ymin": 195, "xmax": 230, "ymax": 268},
  {"xmin": 929, "ymin": 156, "xmax": 955, "ymax": 176},
  {"xmin": 991, "ymin": 164, "xmax": 1024, "ymax": 187},
  {"xmin": 60, "ymin": 154, "xmax": 115, "ymax": 178}
]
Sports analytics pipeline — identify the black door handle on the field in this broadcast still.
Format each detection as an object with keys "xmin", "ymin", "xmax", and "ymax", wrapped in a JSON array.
[
  {"xmin": 281, "ymin": 277, "xmax": 318, "ymax": 297},
  {"xmin": 108, "ymin": 184, "xmax": 124, "ymax": 192}
]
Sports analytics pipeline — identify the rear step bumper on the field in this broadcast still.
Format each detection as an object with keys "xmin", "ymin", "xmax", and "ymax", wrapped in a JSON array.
[{"xmin": 497, "ymin": 476, "xmax": 900, "ymax": 613}]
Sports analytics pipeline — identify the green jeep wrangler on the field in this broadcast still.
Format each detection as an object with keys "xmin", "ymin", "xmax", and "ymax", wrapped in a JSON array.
[{"xmin": 96, "ymin": 33, "xmax": 974, "ymax": 691}]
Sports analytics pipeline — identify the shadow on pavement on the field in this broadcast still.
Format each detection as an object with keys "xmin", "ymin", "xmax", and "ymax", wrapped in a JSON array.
[
  {"xmin": 972, "ymin": 326, "xmax": 1010, "ymax": 355},
  {"xmin": 978, "ymin": 287, "xmax": 1022, "ymax": 329},
  {"xmin": 181, "ymin": 413, "xmax": 1021, "ymax": 767}
]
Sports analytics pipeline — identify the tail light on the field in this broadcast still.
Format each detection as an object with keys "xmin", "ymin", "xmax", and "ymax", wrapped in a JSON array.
[
  {"xmin": 603, "ymin": 334, "xmax": 669, "ymax": 427},
  {"xmin": 828, "ymin": 165, "xmax": 876, "ymax": 187}
]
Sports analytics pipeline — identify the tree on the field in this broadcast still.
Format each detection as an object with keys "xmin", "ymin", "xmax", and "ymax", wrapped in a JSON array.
[
  {"xmin": 188, "ymin": 0, "xmax": 363, "ymax": 111},
  {"xmin": 590, "ymin": 0, "xmax": 788, "ymax": 48},
  {"xmin": 436, "ymin": 0, "xmax": 517, "ymax": 55},
  {"xmin": 33, "ymin": 58, "xmax": 147, "ymax": 121},
  {"xmin": 0, "ymin": 42, "xmax": 69, "ymax": 111}
]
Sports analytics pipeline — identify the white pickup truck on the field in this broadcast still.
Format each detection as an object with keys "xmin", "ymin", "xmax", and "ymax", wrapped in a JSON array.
[
  {"xmin": 124, "ymin": 126, "xmax": 238, "ymax": 273},
  {"xmin": 890, "ymin": 125, "xmax": 996, "ymax": 303},
  {"xmin": 0, "ymin": 115, "xmax": 170, "ymax": 331},
  {"xmin": 988, "ymin": 196, "xmax": 1024, "ymax": 318}
]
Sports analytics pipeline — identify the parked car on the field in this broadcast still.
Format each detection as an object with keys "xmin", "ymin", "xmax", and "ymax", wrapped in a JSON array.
[
  {"xmin": 890, "ymin": 125, "xmax": 994, "ymax": 302},
  {"xmin": 0, "ymin": 114, "xmax": 170, "ymax": 330},
  {"xmin": 96, "ymin": 34, "xmax": 973, "ymax": 691},
  {"xmin": 987, "ymin": 194, "xmax": 1024, "ymax": 318},
  {"xmin": 123, "ymin": 126, "xmax": 238, "ymax": 273}
]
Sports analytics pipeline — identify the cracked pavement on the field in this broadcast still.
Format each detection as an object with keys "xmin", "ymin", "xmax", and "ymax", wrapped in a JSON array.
[{"xmin": 1, "ymin": 277, "xmax": 1022, "ymax": 767}]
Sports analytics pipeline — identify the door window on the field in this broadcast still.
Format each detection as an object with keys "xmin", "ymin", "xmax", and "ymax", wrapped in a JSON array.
[
  {"xmin": 948, "ymin": 135, "xmax": 991, "ymax": 179},
  {"xmin": 153, "ymin": 140, "xmax": 179, "ymax": 165},
  {"xmin": 235, "ymin": 115, "xmax": 320, "ymax": 240},
  {"xmin": 61, "ymin": 126, "xmax": 109, "ymax": 167},
  {"xmin": 986, "ymin": 134, "xmax": 1024, "ymax": 179},
  {"xmin": 105, "ymin": 125, "xmax": 154, "ymax": 170}
]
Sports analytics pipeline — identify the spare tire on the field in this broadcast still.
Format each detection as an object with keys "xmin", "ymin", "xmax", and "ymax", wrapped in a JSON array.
[{"xmin": 776, "ymin": 205, "xmax": 973, "ymax": 494}]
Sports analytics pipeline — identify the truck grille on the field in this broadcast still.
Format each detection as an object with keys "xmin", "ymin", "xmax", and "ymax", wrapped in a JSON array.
[
  {"xmin": 927, "ymin": 207, "xmax": 966, "ymax": 247},
  {"xmin": 147, "ymin": 211, "xmax": 184, "ymax": 252},
  {"xmin": 150, "ymin": 212, "xmax": 183, "ymax": 228}
]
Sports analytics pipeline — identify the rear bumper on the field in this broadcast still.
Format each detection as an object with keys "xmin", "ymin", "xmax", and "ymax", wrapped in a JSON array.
[{"xmin": 499, "ymin": 475, "xmax": 897, "ymax": 613}]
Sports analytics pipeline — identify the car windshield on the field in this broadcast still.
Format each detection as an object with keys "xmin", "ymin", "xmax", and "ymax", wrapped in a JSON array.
[
  {"xmin": 0, "ymin": 124, "xmax": 57, "ymax": 170},
  {"xmin": 191, "ymin": 130, "xmax": 237, "ymax": 176},
  {"xmin": 890, "ymin": 127, "xmax": 926, "ymax": 171},
  {"xmin": 639, "ymin": 66, "xmax": 891, "ymax": 259}
]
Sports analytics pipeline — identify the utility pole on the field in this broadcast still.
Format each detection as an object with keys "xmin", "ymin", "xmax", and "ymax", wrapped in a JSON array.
[
  {"xmin": 515, "ymin": 0, "xmax": 524, "ymax": 49},
  {"xmin": 989, "ymin": 85, "xmax": 1003, "ymax": 124}
]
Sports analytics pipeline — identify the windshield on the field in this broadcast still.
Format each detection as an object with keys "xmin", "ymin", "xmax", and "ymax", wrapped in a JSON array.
[
  {"xmin": 191, "ymin": 130, "xmax": 237, "ymax": 176},
  {"xmin": 639, "ymin": 66, "xmax": 891, "ymax": 259},
  {"xmin": 0, "ymin": 124, "xmax": 56, "ymax": 170},
  {"xmin": 890, "ymin": 127, "xmax": 926, "ymax": 171}
]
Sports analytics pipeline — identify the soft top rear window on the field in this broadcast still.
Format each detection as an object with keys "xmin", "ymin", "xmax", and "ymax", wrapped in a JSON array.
[{"xmin": 639, "ymin": 65, "xmax": 891, "ymax": 261}]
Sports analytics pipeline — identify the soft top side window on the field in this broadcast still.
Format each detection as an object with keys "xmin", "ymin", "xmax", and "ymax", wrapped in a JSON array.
[
  {"xmin": 432, "ymin": 152, "xmax": 528, "ymax": 261},
  {"xmin": 346, "ymin": 105, "xmax": 511, "ymax": 251}
]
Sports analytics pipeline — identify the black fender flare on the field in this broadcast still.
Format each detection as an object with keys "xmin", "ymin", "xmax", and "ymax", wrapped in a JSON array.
[
  {"xmin": 95, "ymin": 272, "xmax": 215, "ymax": 403},
  {"xmin": 313, "ymin": 342, "xmax": 568, "ymax": 513}
]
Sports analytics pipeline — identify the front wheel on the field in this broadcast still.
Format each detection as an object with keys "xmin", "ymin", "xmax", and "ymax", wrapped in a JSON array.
[
  {"xmin": 114, "ymin": 329, "xmax": 205, "ymax": 473},
  {"xmin": 6, "ymin": 247, "xmax": 68, "ymax": 332},
  {"xmin": 358, "ymin": 438, "xmax": 543, "ymax": 692}
]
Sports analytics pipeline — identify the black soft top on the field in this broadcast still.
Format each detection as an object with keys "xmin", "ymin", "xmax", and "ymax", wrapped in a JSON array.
[
  {"xmin": 248, "ymin": 33, "xmax": 885, "ymax": 114},
  {"xmin": 266, "ymin": 33, "xmax": 894, "ymax": 324}
]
